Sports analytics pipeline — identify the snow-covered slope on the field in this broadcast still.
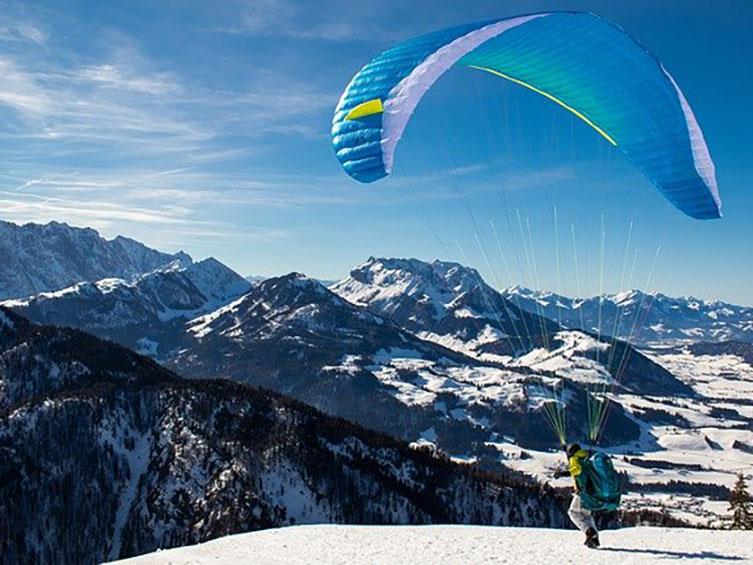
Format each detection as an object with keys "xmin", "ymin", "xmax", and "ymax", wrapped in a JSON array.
[
  {"xmin": 113, "ymin": 525, "xmax": 753, "ymax": 565},
  {"xmin": 0, "ymin": 220, "xmax": 191, "ymax": 300},
  {"xmin": 4, "ymin": 258, "xmax": 251, "ymax": 358},
  {"xmin": 503, "ymin": 286, "xmax": 753, "ymax": 346}
]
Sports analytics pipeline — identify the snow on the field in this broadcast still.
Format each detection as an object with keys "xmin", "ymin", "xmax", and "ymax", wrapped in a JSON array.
[
  {"xmin": 416, "ymin": 327, "xmax": 512, "ymax": 364},
  {"xmin": 260, "ymin": 464, "xmax": 332, "ymax": 524},
  {"xmin": 322, "ymin": 354, "xmax": 363, "ymax": 376},
  {"xmin": 513, "ymin": 331, "xmax": 611, "ymax": 384},
  {"xmin": 502, "ymin": 285, "xmax": 753, "ymax": 346},
  {"xmin": 330, "ymin": 257, "xmax": 486, "ymax": 322},
  {"xmin": 112, "ymin": 525, "xmax": 753, "ymax": 564},
  {"xmin": 645, "ymin": 350, "xmax": 753, "ymax": 398},
  {"xmin": 188, "ymin": 295, "xmax": 248, "ymax": 338},
  {"xmin": 363, "ymin": 348, "xmax": 547, "ymax": 412},
  {"xmin": 109, "ymin": 433, "xmax": 152, "ymax": 560},
  {"xmin": 99, "ymin": 421, "xmax": 153, "ymax": 561},
  {"xmin": 372, "ymin": 348, "xmax": 424, "ymax": 363}
]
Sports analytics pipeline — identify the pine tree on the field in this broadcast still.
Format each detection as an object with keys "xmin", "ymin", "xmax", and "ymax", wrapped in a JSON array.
[{"xmin": 728, "ymin": 473, "xmax": 753, "ymax": 530}]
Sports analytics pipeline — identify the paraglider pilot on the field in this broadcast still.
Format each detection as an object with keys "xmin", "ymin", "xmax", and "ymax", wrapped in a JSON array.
[{"xmin": 566, "ymin": 443, "xmax": 600, "ymax": 548}]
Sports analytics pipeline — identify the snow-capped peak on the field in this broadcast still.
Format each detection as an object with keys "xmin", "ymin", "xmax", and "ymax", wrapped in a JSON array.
[
  {"xmin": 502, "ymin": 285, "xmax": 753, "ymax": 346},
  {"xmin": 330, "ymin": 257, "xmax": 560, "ymax": 360},
  {"xmin": 332, "ymin": 257, "xmax": 487, "ymax": 319}
]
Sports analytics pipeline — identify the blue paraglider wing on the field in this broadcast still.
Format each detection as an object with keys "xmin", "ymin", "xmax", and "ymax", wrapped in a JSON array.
[{"xmin": 331, "ymin": 12, "xmax": 721, "ymax": 220}]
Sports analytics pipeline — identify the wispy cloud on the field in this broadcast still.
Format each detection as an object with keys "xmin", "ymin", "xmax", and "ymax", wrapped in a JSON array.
[
  {"xmin": 0, "ymin": 11, "xmax": 47, "ymax": 45},
  {"xmin": 193, "ymin": 80, "xmax": 335, "ymax": 139},
  {"xmin": 0, "ymin": 177, "xmax": 295, "ymax": 250},
  {"xmin": 0, "ymin": 57, "xmax": 50, "ymax": 117},
  {"xmin": 0, "ymin": 28, "xmax": 334, "ymax": 169},
  {"xmin": 5, "ymin": 166, "xmax": 352, "ymax": 208},
  {"xmin": 213, "ymin": 0, "xmax": 401, "ymax": 42},
  {"xmin": 78, "ymin": 64, "xmax": 180, "ymax": 96},
  {"xmin": 0, "ymin": 161, "xmax": 348, "ymax": 251},
  {"xmin": 0, "ymin": 54, "xmax": 210, "ymax": 162}
]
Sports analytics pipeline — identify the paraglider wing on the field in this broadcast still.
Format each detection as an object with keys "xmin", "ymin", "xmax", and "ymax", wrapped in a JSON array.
[{"xmin": 331, "ymin": 12, "xmax": 721, "ymax": 220}]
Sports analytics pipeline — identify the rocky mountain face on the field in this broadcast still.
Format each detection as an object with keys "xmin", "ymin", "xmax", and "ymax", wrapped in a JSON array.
[
  {"xmin": 0, "ymin": 220, "xmax": 191, "ymax": 300},
  {"xmin": 502, "ymin": 286, "xmax": 753, "ymax": 346},
  {"xmin": 0, "ymin": 309, "xmax": 567, "ymax": 564},
  {"xmin": 4, "ymin": 258, "xmax": 251, "ymax": 358},
  {"xmin": 330, "ymin": 258, "xmax": 687, "ymax": 397},
  {"xmin": 170, "ymin": 272, "xmax": 691, "ymax": 452},
  {"xmin": 330, "ymin": 257, "xmax": 558, "ymax": 359}
]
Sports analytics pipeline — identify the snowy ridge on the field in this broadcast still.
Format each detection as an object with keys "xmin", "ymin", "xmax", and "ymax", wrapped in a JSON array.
[
  {"xmin": 4, "ymin": 257, "xmax": 251, "ymax": 359},
  {"xmin": 113, "ymin": 525, "xmax": 753, "ymax": 564},
  {"xmin": 513, "ymin": 330, "xmax": 612, "ymax": 385},
  {"xmin": 331, "ymin": 257, "xmax": 487, "ymax": 320},
  {"xmin": 503, "ymin": 286, "xmax": 753, "ymax": 346}
]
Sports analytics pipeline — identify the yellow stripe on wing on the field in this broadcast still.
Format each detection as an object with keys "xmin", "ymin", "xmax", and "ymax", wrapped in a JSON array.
[
  {"xmin": 345, "ymin": 98, "xmax": 384, "ymax": 121},
  {"xmin": 467, "ymin": 65, "xmax": 617, "ymax": 146}
]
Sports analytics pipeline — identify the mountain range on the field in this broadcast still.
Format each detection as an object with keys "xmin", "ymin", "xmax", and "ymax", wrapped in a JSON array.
[
  {"xmin": 502, "ymin": 286, "xmax": 753, "ymax": 346},
  {"xmin": 173, "ymin": 272, "xmax": 664, "ymax": 452},
  {"xmin": 0, "ymin": 306, "xmax": 567, "ymax": 563},
  {"xmin": 5, "ymin": 257, "xmax": 251, "ymax": 358},
  {"xmin": 1, "ymin": 220, "xmax": 752, "ymax": 534},
  {"xmin": 6, "ymin": 250, "xmax": 689, "ymax": 454},
  {"xmin": 0, "ymin": 220, "xmax": 191, "ymax": 300}
]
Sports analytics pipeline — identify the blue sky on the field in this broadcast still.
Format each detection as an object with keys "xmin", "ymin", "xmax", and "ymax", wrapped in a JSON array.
[{"xmin": 0, "ymin": 0, "xmax": 751, "ymax": 303}]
